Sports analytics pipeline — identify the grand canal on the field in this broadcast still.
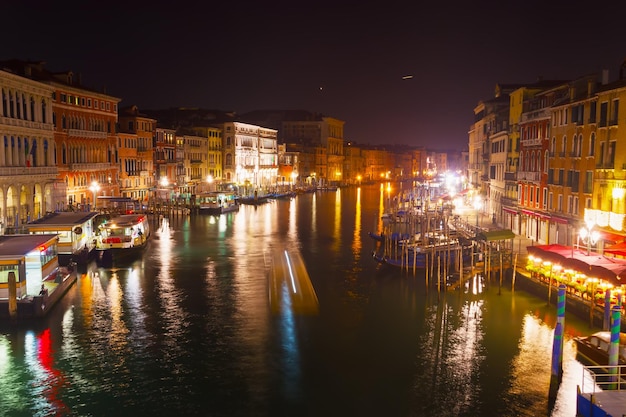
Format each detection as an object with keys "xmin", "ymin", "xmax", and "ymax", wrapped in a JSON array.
[{"xmin": 0, "ymin": 184, "xmax": 594, "ymax": 416}]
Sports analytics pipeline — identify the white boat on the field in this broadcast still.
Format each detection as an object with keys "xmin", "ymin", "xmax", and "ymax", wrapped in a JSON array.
[
  {"xmin": 197, "ymin": 191, "xmax": 239, "ymax": 215},
  {"xmin": 95, "ymin": 214, "xmax": 150, "ymax": 262},
  {"xmin": 24, "ymin": 211, "xmax": 101, "ymax": 265}
]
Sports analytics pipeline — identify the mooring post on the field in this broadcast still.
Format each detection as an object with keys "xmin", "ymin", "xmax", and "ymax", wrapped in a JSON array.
[{"xmin": 549, "ymin": 284, "xmax": 566, "ymax": 399}]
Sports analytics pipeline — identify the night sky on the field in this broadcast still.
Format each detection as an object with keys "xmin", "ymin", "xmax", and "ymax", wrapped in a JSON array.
[{"xmin": 5, "ymin": 1, "xmax": 626, "ymax": 150}]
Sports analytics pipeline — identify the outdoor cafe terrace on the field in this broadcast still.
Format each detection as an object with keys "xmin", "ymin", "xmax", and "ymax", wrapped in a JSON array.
[{"xmin": 526, "ymin": 244, "xmax": 626, "ymax": 307}]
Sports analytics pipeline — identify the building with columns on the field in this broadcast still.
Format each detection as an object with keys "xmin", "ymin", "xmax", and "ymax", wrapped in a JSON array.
[
  {"xmin": 221, "ymin": 121, "xmax": 278, "ymax": 194},
  {"xmin": 0, "ymin": 62, "xmax": 62, "ymax": 231}
]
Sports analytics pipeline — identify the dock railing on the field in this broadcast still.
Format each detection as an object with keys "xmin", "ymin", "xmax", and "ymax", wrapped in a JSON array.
[{"xmin": 580, "ymin": 364, "xmax": 626, "ymax": 394}]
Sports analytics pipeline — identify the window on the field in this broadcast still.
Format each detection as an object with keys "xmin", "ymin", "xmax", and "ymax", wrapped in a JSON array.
[
  {"xmin": 589, "ymin": 133, "xmax": 595, "ymax": 156},
  {"xmin": 589, "ymin": 101, "xmax": 597, "ymax": 123},
  {"xmin": 535, "ymin": 187, "xmax": 539, "ymax": 208},
  {"xmin": 567, "ymin": 196, "xmax": 573, "ymax": 214},
  {"xmin": 557, "ymin": 194, "xmax": 563, "ymax": 211},
  {"xmin": 600, "ymin": 101, "xmax": 608, "ymax": 126},
  {"xmin": 584, "ymin": 171, "xmax": 593, "ymax": 194},
  {"xmin": 611, "ymin": 99, "xmax": 619, "ymax": 125},
  {"xmin": 543, "ymin": 188, "xmax": 548, "ymax": 210},
  {"xmin": 549, "ymin": 192, "xmax": 553, "ymax": 210}
]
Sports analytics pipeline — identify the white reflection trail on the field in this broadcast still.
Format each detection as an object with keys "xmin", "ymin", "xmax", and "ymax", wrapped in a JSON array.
[
  {"xmin": 332, "ymin": 189, "xmax": 341, "ymax": 252},
  {"xmin": 508, "ymin": 315, "xmax": 582, "ymax": 417},
  {"xmin": 352, "ymin": 187, "xmax": 362, "ymax": 258},
  {"xmin": 0, "ymin": 335, "xmax": 21, "ymax": 412}
]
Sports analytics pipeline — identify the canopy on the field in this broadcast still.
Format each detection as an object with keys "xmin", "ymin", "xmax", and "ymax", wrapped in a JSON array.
[
  {"xmin": 478, "ymin": 229, "xmax": 515, "ymax": 241},
  {"xmin": 603, "ymin": 241, "xmax": 626, "ymax": 257},
  {"xmin": 526, "ymin": 244, "xmax": 626, "ymax": 286}
]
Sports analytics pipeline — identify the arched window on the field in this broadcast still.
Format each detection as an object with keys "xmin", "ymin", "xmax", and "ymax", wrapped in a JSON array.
[
  {"xmin": 536, "ymin": 151, "xmax": 541, "ymax": 172},
  {"xmin": 589, "ymin": 132, "xmax": 596, "ymax": 156},
  {"xmin": 44, "ymin": 139, "xmax": 49, "ymax": 166},
  {"xmin": 41, "ymin": 100, "xmax": 46, "ymax": 123},
  {"xmin": 30, "ymin": 97, "xmax": 35, "ymax": 121},
  {"xmin": 561, "ymin": 135, "xmax": 567, "ymax": 155},
  {"xmin": 544, "ymin": 150, "xmax": 549, "ymax": 174}
]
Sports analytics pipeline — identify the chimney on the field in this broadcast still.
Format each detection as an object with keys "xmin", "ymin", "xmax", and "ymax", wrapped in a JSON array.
[{"xmin": 602, "ymin": 69, "xmax": 609, "ymax": 85}]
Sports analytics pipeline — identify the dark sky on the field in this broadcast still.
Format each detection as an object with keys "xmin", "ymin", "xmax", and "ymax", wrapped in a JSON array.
[{"xmin": 5, "ymin": 1, "xmax": 626, "ymax": 150}]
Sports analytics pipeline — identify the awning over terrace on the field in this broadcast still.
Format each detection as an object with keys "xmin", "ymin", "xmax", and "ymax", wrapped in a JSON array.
[{"xmin": 526, "ymin": 244, "xmax": 626, "ymax": 287}]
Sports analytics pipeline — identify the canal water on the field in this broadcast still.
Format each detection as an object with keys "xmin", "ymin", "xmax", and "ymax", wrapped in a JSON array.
[{"xmin": 0, "ymin": 184, "xmax": 594, "ymax": 416}]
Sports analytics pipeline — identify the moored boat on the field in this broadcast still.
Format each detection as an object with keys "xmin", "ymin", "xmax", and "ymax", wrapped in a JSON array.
[
  {"xmin": 574, "ymin": 331, "xmax": 626, "ymax": 366},
  {"xmin": 24, "ymin": 211, "xmax": 101, "ymax": 265},
  {"xmin": 197, "ymin": 191, "xmax": 239, "ymax": 215},
  {"xmin": 95, "ymin": 214, "xmax": 150, "ymax": 263}
]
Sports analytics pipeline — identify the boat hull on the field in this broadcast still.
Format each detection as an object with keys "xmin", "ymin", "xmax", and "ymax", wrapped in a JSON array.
[
  {"xmin": 199, "ymin": 205, "xmax": 239, "ymax": 215},
  {"xmin": 574, "ymin": 332, "xmax": 626, "ymax": 366}
]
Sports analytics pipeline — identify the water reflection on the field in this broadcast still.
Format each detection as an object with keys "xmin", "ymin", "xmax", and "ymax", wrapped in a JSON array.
[
  {"xmin": 0, "ymin": 185, "xmax": 600, "ymax": 416},
  {"xmin": 352, "ymin": 187, "xmax": 362, "ymax": 259}
]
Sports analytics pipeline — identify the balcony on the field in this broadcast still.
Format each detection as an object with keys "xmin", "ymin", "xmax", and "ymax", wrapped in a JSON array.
[
  {"xmin": 517, "ymin": 171, "xmax": 540, "ymax": 182},
  {"xmin": 0, "ymin": 117, "xmax": 54, "ymax": 132},
  {"xmin": 504, "ymin": 172, "xmax": 516, "ymax": 181},
  {"xmin": 520, "ymin": 138, "xmax": 542, "ymax": 147},
  {"xmin": 520, "ymin": 108, "xmax": 550, "ymax": 123},
  {"xmin": 0, "ymin": 166, "xmax": 58, "ymax": 177},
  {"xmin": 69, "ymin": 162, "xmax": 111, "ymax": 171},
  {"xmin": 68, "ymin": 129, "xmax": 108, "ymax": 139}
]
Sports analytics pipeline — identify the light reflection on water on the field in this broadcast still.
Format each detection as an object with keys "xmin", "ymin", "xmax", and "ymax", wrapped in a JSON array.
[{"xmin": 0, "ymin": 185, "xmax": 597, "ymax": 416}]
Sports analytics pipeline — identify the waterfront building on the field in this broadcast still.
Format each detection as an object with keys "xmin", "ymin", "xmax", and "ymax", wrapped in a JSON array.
[
  {"xmin": 469, "ymin": 84, "xmax": 519, "ymax": 219},
  {"xmin": 412, "ymin": 147, "xmax": 428, "ymax": 179},
  {"xmin": 517, "ymin": 83, "xmax": 566, "ymax": 243},
  {"xmin": 505, "ymin": 85, "xmax": 539, "ymax": 233},
  {"xmin": 361, "ymin": 146, "xmax": 388, "ymax": 181},
  {"xmin": 220, "ymin": 121, "xmax": 278, "ymax": 193},
  {"xmin": 588, "ymin": 67, "xmax": 626, "ymax": 245},
  {"xmin": 545, "ymin": 76, "xmax": 599, "ymax": 246},
  {"xmin": 277, "ymin": 144, "xmax": 299, "ymax": 189},
  {"xmin": 44, "ymin": 68, "xmax": 121, "ymax": 210},
  {"xmin": 154, "ymin": 127, "xmax": 177, "ymax": 199},
  {"xmin": 191, "ymin": 126, "xmax": 223, "ymax": 189},
  {"xmin": 118, "ymin": 105, "xmax": 155, "ymax": 202},
  {"xmin": 343, "ymin": 141, "xmax": 365, "ymax": 185},
  {"xmin": 182, "ymin": 133, "xmax": 208, "ymax": 195},
  {"xmin": 0, "ymin": 61, "xmax": 61, "ymax": 230}
]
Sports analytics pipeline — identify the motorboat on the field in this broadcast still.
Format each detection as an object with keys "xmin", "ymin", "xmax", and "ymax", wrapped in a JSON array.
[
  {"xmin": 94, "ymin": 214, "xmax": 150, "ymax": 263},
  {"xmin": 573, "ymin": 331, "xmax": 626, "ymax": 366},
  {"xmin": 197, "ymin": 191, "xmax": 239, "ymax": 215}
]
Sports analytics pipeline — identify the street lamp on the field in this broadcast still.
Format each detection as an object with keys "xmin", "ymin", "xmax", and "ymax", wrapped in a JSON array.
[
  {"xmin": 579, "ymin": 218, "xmax": 599, "ymax": 256},
  {"xmin": 207, "ymin": 175, "xmax": 214, "ymax": 191},
  {"xmin": 290, "ymin": 172, "xmax": 297, "ymax": 190},
  {"xmin": 473, "ymin": 197, "xmax": 482, "ymax": 227},
  {"xmin": 89, "ymin": 181, "xmax": 100, "ymax": 210}
]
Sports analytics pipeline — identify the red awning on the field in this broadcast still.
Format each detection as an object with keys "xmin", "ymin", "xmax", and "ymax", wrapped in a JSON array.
[
  {"xmin": 597, "ymin": 229, "xmax": 626, "ymax": 244},
  {"xmin": 527, "ymin": 244, "xmax": 626, "ymax": 286},
  {"xmin": 502, "ymin": 207, "xmax": 518, "ymax": 214},
  {"xmin": 604, "ymin": 241, "xmax": 626, "ymax": 256},
  {"xmin": 550, "ymin": 216, "xmax": 570, "ymax": 225}
]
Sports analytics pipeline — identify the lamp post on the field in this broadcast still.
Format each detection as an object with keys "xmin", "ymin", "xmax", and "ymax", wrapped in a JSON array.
[
  {"xmin": 473, "ymin": 197, "xmax": 482, "ymax": 228},
  {"xmin": 579, "ymin": 218, "xmax": 599, "ymax": 256},
  {"xmin": 89, "ymin": 181, "xmax": 100, "ymax": 211},
  {"xmin": 207, "ymin": 175, "xmax": 214, "ymax": 192}
]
